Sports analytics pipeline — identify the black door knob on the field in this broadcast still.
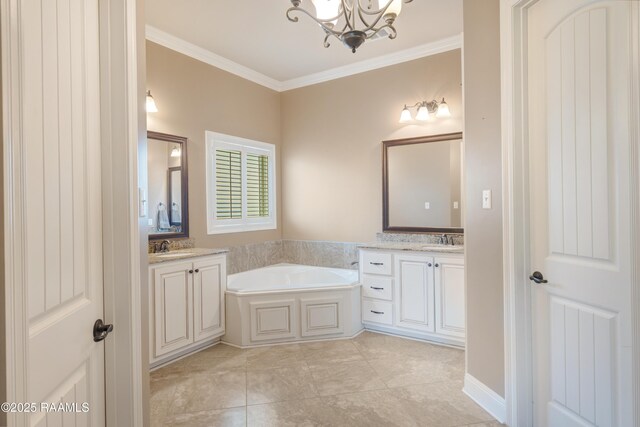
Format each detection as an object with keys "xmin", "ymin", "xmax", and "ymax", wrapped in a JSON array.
[
  {"xmin": 93, "ymin": 319, "xmax": 114, "ymax": 342},
  {"xmin": 529, "ymin": 271, "xmax": 548, "ymax": 284}
]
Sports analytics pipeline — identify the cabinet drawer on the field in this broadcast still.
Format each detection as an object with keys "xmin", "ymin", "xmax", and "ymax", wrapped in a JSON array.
[
  {"xmin": 362, "ymin": 299, "xmax": 393, "ymax": 325},
  {"xmin": 362, "ymin": 252, "xmax": 392, "ymax": 275},
  {"xmin": 361, "ymin": 275, "xmax": 393, "ymax": 301}
]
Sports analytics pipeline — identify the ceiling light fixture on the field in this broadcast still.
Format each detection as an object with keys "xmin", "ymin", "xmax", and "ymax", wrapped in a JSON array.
[
  {"xmin": 399, "ymin": 98, "xmax": 451, "ymax": 123},
  {"xmin": 287, "ymin": 0, "xmax": 413, "ymax": 53},
  {"xmin": 146, "ymin": 90, "xmax": 158, "ymax": 113}
]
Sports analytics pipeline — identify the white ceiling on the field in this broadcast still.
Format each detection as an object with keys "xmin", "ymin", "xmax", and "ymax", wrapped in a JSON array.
[{"xmin": 145, "ymin": 0, "xmax": 463, "ymax": 85}]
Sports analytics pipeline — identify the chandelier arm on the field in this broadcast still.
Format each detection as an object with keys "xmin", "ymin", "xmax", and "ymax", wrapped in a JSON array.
[
  {"xmin": 286, "ymin": 7, "xmax": 344, "ymax": 36},
  {"xmin": 358, "ymin": 0, "xmax": 392, "ymax": 16},
  {"xmin": 356, "ymin": 6, "xmax": 389, "ymax": 31},
  {"xmin": 356, "ymin": 7, "xmax": 373, "ymax": 29},
  {"xmin": 323, "ymin": 32, "xmax": 343, "ymax": 48},
  {"xmin": 364, "ymin": 23, "xmax": 397, "ymax": 39},
  {"xmin": 339, "ymin": 0, "xmax": 355, "ymax": 31}
]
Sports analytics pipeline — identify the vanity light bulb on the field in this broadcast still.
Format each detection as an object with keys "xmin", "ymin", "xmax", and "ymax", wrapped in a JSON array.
[
  {"xmin": 170, "ymin": 147, "xmax": 181, "ymax": 158},
  {"xmin": 436, "ymin": 98, "xmax": 451, "ymax": 118},
  {"xmin": 416, "ymin": 104, "xmax": 429, "ymax": 121},
  {"xmin": 399, "ymin": 106, "xmax": 412, "ymax": 123},
  {"xmin": 146, "ymin": 90, "xmax": 158, "ymax": 113}
]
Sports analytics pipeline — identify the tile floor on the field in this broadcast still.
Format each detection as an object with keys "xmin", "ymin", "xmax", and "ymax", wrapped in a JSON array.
[{"xmin": 150, "ymin": 331, "xmax": 503, "ymax": 427}]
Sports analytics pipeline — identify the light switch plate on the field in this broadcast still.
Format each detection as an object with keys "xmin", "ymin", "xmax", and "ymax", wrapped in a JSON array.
[
  {"xmin": 482, "ymin": 190, "xmax": 492, "ymax": 209},
  {"xmin": 424, "ymin": 202, "xmax": 430, "ymax": 210},
  {"xmin": 453, "ymin": 201, "xmax": 459, "ymax": 209}
]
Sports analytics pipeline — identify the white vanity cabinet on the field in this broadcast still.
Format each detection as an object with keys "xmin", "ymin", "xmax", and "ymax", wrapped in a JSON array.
[
  {"xmin": 149, "ymin": 254, "xmax": 226, "ymax": 366},
  {"xmin": 360, "ymin": 248, "xmax": 465, "ymax": 347}
]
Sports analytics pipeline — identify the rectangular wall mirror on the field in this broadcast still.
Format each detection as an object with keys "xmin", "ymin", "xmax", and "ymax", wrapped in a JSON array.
[
  {"xmin": 383, "ymin": 132, "xmax": 464, "ymax": 233},
  {"xmin": 147, "ymin": 131, "xmax": 189, "ymax": 240}
]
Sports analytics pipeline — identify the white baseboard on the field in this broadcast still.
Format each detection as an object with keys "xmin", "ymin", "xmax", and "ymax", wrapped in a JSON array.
[{"xmin": 463, "ymin": 373, "xmax": 506, "ymax": 423}]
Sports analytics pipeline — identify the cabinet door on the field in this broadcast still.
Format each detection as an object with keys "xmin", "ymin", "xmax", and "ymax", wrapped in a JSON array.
[
  {"xmin": 153, "ymin": 262, "xmax": 194, "ymax": 357},
  {"xmin": 193, "ymin": 256, "xmax": 226, "ymax": 342},
  {"xmin": 395, "ymin": 254, "xmax": 435, "ymax": 332},
  {"xmin": 434, "ymin": 257, "xmax": 465, "ymax": 339}
]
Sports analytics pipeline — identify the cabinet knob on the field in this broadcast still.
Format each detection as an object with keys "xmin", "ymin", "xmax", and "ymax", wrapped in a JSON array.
[
  {"xmin": 195, "ymin": 269, "xmax": 200, "ymax": 273},
  {"xmin": 188, "ymin": 269, "xmax": 194, "ymax": 274},
  {"xmin": 435, "ymin": 263, "xmax": 440, "ymax": 268},
  {"xmin": 428, "ymin": 263, "xmax": 433, "ymax": 267}
]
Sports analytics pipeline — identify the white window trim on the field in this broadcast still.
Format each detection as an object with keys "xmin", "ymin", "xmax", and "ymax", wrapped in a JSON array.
[{"xmin": 206, "ymin": 131, "xmax": 277, "ymax": 234}]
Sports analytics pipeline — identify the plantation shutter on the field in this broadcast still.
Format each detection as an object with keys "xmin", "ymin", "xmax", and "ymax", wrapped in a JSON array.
[
  {"xmin": 246, "ymin": 153, "xmax": 270, "ymax": 218},
  {"xmin": 215, "ymin": 149, "xmax": 242, "ymax": 219}
]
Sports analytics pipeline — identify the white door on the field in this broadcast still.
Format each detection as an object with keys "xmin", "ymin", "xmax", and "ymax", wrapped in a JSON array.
[
  {"xmin": 528, "ymin": 1, "xmax": 635, "ymax": 426},
  {"xmin": 193, "ymin": 257, "xmax": 226, "ymax": 342},
  {"xmin": 434, "ymin": 257, "xmax": 465, "ymax": 339},
  {"xmin": 395, "ymin": 254, "xmax": 435, "ymax": 332},
  {"xmin": 153, "ymin": 262, "xmax": 194, "ymax": 357},
  {"xmin": 21, "ymin": 0, "xmax": 107, "ymax": 424}
]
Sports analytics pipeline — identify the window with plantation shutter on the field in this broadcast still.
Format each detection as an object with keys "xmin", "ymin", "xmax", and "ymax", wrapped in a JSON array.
[
  {"xmin": 206, "ymin": 131, "xmax": 276, "ymax": 234},
  {"xmin": 215, "ymin": 149, "xmax": 242, "ymax": 219},
  {"xmin": 246, "ymin": 153, "xmax": 270, "ymax": 218}
]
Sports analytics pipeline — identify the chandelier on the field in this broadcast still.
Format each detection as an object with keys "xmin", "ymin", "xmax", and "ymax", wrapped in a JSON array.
[{"xmin": 286, "ymin": 0, "xmax": 413, "ymax": 53}]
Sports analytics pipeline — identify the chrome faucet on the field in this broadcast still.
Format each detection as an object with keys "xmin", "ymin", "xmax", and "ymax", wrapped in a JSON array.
[
  {"xmin": 438, "ymin": 234, "xmax": 448, "ymax": 245},
  {"xmin": 158, "ymin": 240, "xmax": 171, "ymax": 253}
]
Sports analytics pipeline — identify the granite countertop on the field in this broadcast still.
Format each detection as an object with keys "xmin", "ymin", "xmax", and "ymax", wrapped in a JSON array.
[
  {"xmin": 358, "ymin": 242, "xmax": 464, "ymax": 254},
  {"xmin": 148, "ymin": 247, "xmax": 229, "ymax": 265}
]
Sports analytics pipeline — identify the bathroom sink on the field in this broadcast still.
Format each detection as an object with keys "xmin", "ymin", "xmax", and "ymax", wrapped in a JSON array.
[{"xmin": 155, "ymin": 252, "xmax": 195, "ymax": 258}]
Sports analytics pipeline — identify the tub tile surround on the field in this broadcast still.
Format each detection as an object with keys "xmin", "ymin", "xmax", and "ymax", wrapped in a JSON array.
[
  {"xmin": 150, "ymin": 331, "xmax": 500, "ymax": 427},
  {"xmin": 217, "ymin": 239, "xmax": 362, "ymax": 274},
  {"xmin": 226, "ymin": 240, "xmax": 285, "ymax": 275},
  {"xmin": 282, "ymin": 240, "xmax": 360, "ymax": 270}
]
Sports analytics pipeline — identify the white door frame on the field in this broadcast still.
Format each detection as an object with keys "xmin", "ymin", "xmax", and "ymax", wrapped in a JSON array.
[
  {"xmin": 499, "ymin": 1, "xmax": 640, "ymax": 426},
  {"xmin": 1, "ymin": 0, "xmax": 147, "ymax": 425}
]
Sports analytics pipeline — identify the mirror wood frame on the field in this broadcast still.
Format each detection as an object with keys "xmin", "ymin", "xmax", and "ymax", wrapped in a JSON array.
[
  {"xmin": 148, "ymin": 130, "xmax": 190, "ymax": 240},
  {"xmin": 382, "ymin": 132, "xmax": 464, "ymax": 234}
]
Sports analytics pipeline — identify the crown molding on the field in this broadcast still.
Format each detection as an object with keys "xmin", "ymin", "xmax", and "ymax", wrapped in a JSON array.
[
  {"xmin": 280, "ymin": 34, "xmax": 462, "ymax": 91},
  {"xmin": 145, "ymin": 25, "xmax": 462, "ymax": 92},
  {"xmin": 146, "ymin": 25, "xmax": 284, "ymax": 91}
]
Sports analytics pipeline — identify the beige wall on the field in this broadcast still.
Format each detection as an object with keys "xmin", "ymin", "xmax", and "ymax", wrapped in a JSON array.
[
  {"xmin": 281, "ymin": 51, "xmax": 463, "ymax": 242},
  {"xmin": 146, "ymin": 41, "xmax": 282, "ymax": 247},
  {"xmin": 463, "ymin": 0, "xmax": 505, "ymax": 397}
]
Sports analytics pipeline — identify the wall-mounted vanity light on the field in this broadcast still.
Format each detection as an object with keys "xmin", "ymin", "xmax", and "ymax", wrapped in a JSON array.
[
  {"xmin": 170, "ymin": 146, "xmax": 181, "ymax": 158},
  {"xmin": 399, "ymin": 98, "xmax": 451, "ymax": 123},
  {"xmin": 146, "ymin": 90, "xmax": 158, "ymax": 113}
]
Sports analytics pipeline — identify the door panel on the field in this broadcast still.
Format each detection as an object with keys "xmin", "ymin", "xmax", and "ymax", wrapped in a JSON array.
[
  {"xmin": 153, "ymin": 262, "xmax": 193, "ymax": 356},
  {"xmin": 395, "ymin": 255, "xmax": 434, "ymax": 332},
  {"xmin": 21, "ymin": 0, "xmax": 105, "ymax": 423},
  {"xmin": 528, "ymin": 1, "xmax": 634, "ymax": 426},
  {"xmin": 193, "ymin": 258, "xmax": 226, "ymax": 342},
  {"xmin": 434, "ymin": 257, "xmax": 465, "ymax": 338}
]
